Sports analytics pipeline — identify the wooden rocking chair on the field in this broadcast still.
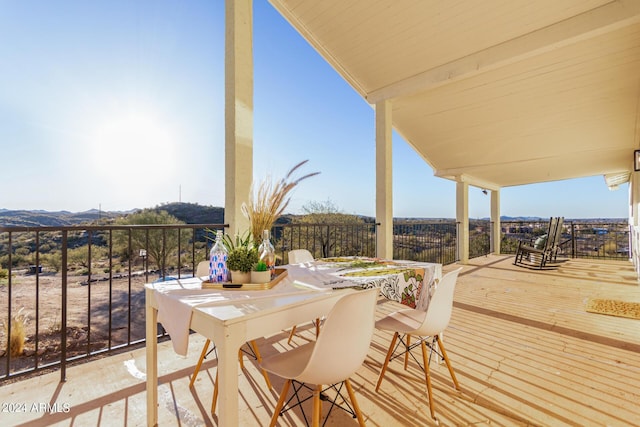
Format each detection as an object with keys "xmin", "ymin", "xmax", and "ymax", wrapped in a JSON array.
[{"xmin": 513, "ymin": 217, "xmax": 563, "ymax": 269}]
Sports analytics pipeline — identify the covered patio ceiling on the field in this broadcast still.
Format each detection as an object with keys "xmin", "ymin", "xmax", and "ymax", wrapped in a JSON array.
[{"xmin": 269, "ymin": 0, "xmax": 640, "ymax": 190}]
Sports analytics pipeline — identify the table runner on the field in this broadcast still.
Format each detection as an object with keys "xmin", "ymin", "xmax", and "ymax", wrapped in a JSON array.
[{"xmin": 287, "ymin": 257, "xmax": 441, "ymax": 310}]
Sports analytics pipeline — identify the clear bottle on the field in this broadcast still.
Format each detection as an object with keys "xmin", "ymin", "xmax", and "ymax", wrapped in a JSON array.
[
  {"xmin": 209, "ymin": 230, "xmax": 229, "ymax": 283},
  {"xmin": 258, "ymin": 229, "xmax": 276, "ymax": 279}
]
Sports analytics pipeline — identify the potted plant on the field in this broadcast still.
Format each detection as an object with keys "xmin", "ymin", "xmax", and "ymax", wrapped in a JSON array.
[
  {"xmin": 251, "ymin": 260, "xmax": 271, "ymax": 284},
  {"xmin": 227, "ymin": 246, "xmax": 258, "ymax": 283}
]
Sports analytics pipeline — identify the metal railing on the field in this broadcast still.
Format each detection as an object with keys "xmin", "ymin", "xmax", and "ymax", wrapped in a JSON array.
[
  {"xmin": 392, "ymin": 221, "xmax": 458, "ymax": 263},
  {"xmin": 272, "ymin": 222, "xmax": 378, "ymax": 263},
  {"xmin": 500, "ymin": 220, "xmax": 630, "ymax": 259},
  {"xmin": 0, "ymin": 223, "xmax": 224, "ymax": 382},
  {"xmin": 1, "ymin": 218, "xmax": 629, "ymax": 382}
]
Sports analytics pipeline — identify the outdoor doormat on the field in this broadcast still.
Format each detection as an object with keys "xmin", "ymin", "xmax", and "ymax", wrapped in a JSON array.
[{"xmin": 586, "ymin": 298, "xmax": 640, "ymax": 320}]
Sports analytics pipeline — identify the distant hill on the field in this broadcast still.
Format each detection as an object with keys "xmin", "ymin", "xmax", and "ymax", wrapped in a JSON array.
[
  {"xmin": 0, "ymin": 205, "xmax": 627, "ymax": 228},
  {"xmin": 148, "ymin": 203, "xmax": 224, "ymax": 224},
  {"xmin": 0, "ymin": 203, "xmax": 225, "ymax": 227},
  {"xmin": 0, "ymin": 209, "xmax": 125, "ymax": 227}
]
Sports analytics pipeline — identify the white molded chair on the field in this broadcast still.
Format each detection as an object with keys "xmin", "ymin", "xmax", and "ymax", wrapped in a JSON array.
[
  {"xmin": 288, "ymin": 249, "xmax": 314, "ymax": 264},
  {"xmin": 261, "ymin": 288, "xmax": 379, "ymax": 427},
  {"xmin": 375, "ymin": 267, "xmax": 463, "ymax": 421},
  {"xmin": 195, "ymin": 260, "xmax": 209, "ymax": 278}
]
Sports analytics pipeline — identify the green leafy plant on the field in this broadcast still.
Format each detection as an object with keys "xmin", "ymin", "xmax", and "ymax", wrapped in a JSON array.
[
  {"xmin": 253, "ymin": 260, "xmax": 268, "ymax": 272},
  {"xmin": 227, "ymin": 247, "xmax": 259, "ymax": 273},
  {"xmin": 224, "ymin": 229, "xmax": 253, "ymax": 251}
]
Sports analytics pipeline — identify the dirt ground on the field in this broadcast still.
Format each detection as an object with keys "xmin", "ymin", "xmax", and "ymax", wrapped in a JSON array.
[{"xmin": 0, "ymin": 269, "xmax": 156, "ymax": 377}]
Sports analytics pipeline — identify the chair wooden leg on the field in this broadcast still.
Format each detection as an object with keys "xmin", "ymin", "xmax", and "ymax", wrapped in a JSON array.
[
  {"xmin": 376, "ymin": 332, "xmax": 398, "ymax": 392},
  {"xmin": 238, "ymin": 347, "xmax": 245, "ymax": 369},
  {"xmin": 312, "ymin": 384, "xmax": 322, "ymax": 427},
  {"xmin": 211, "ymin": 370, "xmax": 219, "ymax": 415},
  {"xmin": 287, "ymin": 326, "xmax": 297, "ymax": 344},
  {"xmin": 436, "ymin": 335, "xmax": 460, "ymax": 390},
  {"xmin": 345, "ymin": 379, "xmax": 366, "ymax": 427},
  {"xmin": 190, "ymin": 339, "xmax": 211, "ymax": 387},
  {"xmin": 421, "ymin": 340, "xmax": 436, "ymax": 420},
  {"xmin": 315, "ymin": 317, "xmax": 321, "ymax": 337},
  {"xmin": 249, "ymin": 340, "xmax": 272, "ymax": 389},
  {"xmin": 269, "ymin": 379, "xmax": 291, "ymax": 427},
  {"xmin": 404, "ymin": 334, "xmax": 411, "ymax": 370}
]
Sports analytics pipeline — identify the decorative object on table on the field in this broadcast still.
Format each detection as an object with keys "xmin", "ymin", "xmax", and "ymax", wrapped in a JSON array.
[
  {"xmin": 258, "ymin": 229, "xmax": 276, "ymax": 278},
  {"xmin": 201, "ymin": 268, "xmax": 288, "ymax": 290},
  {"xmin": 375, "ymin": 268, "xmax": 463, "ymax": 421},
  {"xmin": 227, "ymin": 246, "xmax": 258, "ymax": 283},
  {"xmin": 209, "ymin": 230, "xmax": 228, "ymax": 283},
  {"xmin": 242, "ymin": 159, "xmax": 320, "ymax": 248},
  {"xmin": 251, "ymin": 260, "xmax": 271, "ymax": 284}
]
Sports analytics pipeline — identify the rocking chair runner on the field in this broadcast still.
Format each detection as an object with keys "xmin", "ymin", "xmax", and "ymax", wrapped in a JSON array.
[{"xmin": 513, "ymin": 216, "xmax": 563, "ymax": 269}]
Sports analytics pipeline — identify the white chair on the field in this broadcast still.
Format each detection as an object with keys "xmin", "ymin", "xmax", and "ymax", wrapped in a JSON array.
[
  {"xmin": 195, "ymin": 260, "xmax": 209, "ymax": 278},
  {"xmin": 288, "ymin": 249, "xmax": 314, "ymax": 264},
  {"xmin": 287, "ymin": 249, "xmax": 319, "ymax": 343},
  {"xmin": 261, "ymin": 288, "xmax": 379, "ymax": 427},
  {"xmin": 375, "ymin": 267, "xmax": 463, "ymax": 421}
]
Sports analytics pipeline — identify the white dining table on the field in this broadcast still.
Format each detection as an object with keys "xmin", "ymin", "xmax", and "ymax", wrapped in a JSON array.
[
  {"xmin": 145, "ymin": 270, "xmax": 350, "ymax": 426},
  {"xmin": 145, "ymin": 258, "xmax": 443, "ymax": 426}
]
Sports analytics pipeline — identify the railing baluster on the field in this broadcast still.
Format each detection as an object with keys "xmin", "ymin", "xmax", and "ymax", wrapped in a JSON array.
[
  {"xmin": 6, "ymin": 232, "xmax": 12, "ymax": 378},
  {"xmin": 61, "ymin": 230, "xmax": 68, "ymax": 382},
  {"xmin": 108, "ymin": 230, "xmax": 113, "ymax": 350},
  {"xmin": 35, "ymin": 231, "xmax": 40, "ymax": 370},
  {"xmin": 87, "ymin": 229, "xmax": 92, "ymax": 356}
]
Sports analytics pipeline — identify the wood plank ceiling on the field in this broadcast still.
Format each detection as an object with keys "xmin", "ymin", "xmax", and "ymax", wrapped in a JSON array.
[{"xmin": 269, "ymin": 0, "xmax": 640, "ymax": 190}]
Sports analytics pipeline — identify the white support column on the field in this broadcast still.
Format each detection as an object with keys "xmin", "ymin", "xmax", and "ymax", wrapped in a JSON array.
[
  {"xmin": 375, "ymin": 100, "xmax": 393, "ymax": 259},
  {"xmin": 456, "ymin": 181, "xmax": 469, "ymax": 263},
  {"xmin": 491, "ymin": 189, "xmax": 501, "ymax": 254},
  {"xmin": 225, "ymin": 0, "xmax": 253, "ymax": 238},
  {"xmin": 630, "ymin": 173, "xmax": 640, "ymax": 275},
  {"xmin": 632, "ymin": 172, "xmax": 640, "ymax": 227}
]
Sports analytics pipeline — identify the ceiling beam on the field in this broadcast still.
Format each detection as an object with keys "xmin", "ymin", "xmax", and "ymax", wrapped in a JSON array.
[
  {"xmin": 453, "ymin": 174, "xmax": 500, "ymax": 192},
  {"xmin": 367, "ymin": 0, "xmax": 640, "ymax": 104}
]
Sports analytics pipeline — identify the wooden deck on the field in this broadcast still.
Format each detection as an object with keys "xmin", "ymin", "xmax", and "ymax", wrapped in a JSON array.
[{"xmin": 3, "ymin": 254, "xmax": 640, "ymax": 426}]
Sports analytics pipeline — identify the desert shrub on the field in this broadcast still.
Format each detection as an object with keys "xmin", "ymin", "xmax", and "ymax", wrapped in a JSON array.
[
  {"xmin": 2, "ymin": 308, "xmax": 30, "ymax": 357},
  {"xmin": 42, "ymin": 252, "xmax": 62, "ymax": 272}
]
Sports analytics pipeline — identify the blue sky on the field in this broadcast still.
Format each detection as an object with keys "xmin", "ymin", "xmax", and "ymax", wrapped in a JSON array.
[{"xmin": 0, "ymin": 0, "xmax": 629, "ymax": 219}]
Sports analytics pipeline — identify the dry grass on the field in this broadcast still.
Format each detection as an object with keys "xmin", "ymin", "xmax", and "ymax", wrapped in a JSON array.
[
  {"xmin": 3, "ymin": 307, "xmax": 30, "ymax": 357},
  {"xmin": 242, "ymin": 159, "xmax": 319, "ymax": 243}
]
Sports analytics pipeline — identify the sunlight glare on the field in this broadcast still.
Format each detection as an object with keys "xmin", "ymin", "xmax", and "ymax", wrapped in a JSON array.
[{"xmin": 91, "ymin": 112, "xmax": 177, "ymax": 182}]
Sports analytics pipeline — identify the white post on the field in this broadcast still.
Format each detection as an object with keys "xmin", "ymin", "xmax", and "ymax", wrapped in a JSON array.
[
  {"xmin": 225, "ymin": 0, "xmax": 253, "ymax": 237},
  {"xmin": 375, "ymin": 100, "xmax": 393, "ymax": 259},
  {"xmin": 491, "ymin": 189, "xmax": 501, "ymax": 254},
  {"xmin": 456, "ymin": 181, "xmax": 469, "ymax": 263}
]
